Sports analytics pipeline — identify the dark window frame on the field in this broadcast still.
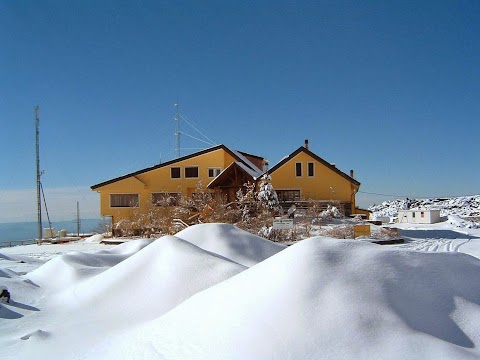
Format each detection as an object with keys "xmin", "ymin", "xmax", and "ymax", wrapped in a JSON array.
[
  {"xmin": 208, "ymin": 167, "xmax": 222, "ymax": 178},
  {"xmin": 152, "ymin": 192, "xmax": 180, "ymax": 207},
  {"xmin": 171, "ymin": 167, "xmax": 181, "ymax": 179},
  {"xmin": 307, "ymin": 162, "xmax": 314, "ymax": 177},
  {"xmin": 295, "ymin": 162, "xmax": 302, "ymax": 177},
  {"xmin": 185, "ymin": 166, "xmax": 199, "ymax": 178},
  {"xmin": 110, "ymin": 194, "xmax": 139, "ymax": 208},
  {"xmin": 276, "ymin": 189, "xmax": 301, "ymax": 202}
]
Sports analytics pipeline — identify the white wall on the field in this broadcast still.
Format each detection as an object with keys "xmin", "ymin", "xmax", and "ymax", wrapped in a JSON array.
[{"xmin": 398, "ymin": 210, "xmax": 441, "ymax": 224}]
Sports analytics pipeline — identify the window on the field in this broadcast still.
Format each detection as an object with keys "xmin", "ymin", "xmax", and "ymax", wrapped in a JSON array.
[
  {"xmin": 185, "ymin": 166, "xmax": 199, "ymax": 178},
  {"xmin": 152, "ymin": 193, "xmax": 180, "ymax": 207},
  {"xmin": 110, "ymin": 194, "xmax": 139, "ymax": 208},
  {"xmin": 171, "ymin": 167, "xmax": 180, "ymax": 178},
  {"xmin": 208, "ymin": 168, "xmax": 221, "ymax": 178},
  {"xmin": 308, "ymin": 162, "xmax": 314, "ymax": 177},
  {"xmin": 295, "ymin": 162, "xmax": 302, "ymax": 177},
  {"xmin": 412, "ymin": 212, "xmax": 416, "ymax": 218},
  {"xmin": 276, "ymin": 190, "xmax": 301, "ymax": 202}
]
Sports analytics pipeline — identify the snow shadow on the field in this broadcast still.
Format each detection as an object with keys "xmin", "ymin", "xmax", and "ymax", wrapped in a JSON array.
[
  {"xmin": 0, "ymin": 269, "xmax": 11, "ymax": 278},
  {"xmin": 0, "ymin": 253, "xmax": 14, "ymax": 261},
  {"xmin": 8, "ymin": 300, "xmax": 39, "ymax": 312},
  {"xmin": 385, "ymin": 253, "xmax": 480, "ymax": 348},
  {"xmin": 0, "ymin": 304, "xmax": 23, "ymax": 319},
  {"xmin": 399, "ymin": 229, "xmax": 479, "ymax": 240}
]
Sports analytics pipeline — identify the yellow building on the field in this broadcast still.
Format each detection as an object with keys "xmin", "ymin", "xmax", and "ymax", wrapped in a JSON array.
[
  {"xmin": 267, "ymin": 140, "xmax": 360, "ymax": 215},
  {"xmin": 91, "ymin": 145, "xmax": 265, "ymax": 233},
  {"xmin": 91, "ymin": 141, "xmax": 361, "ymax": 232}
]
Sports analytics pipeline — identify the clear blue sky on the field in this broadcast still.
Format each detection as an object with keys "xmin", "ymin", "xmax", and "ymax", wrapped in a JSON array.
[{"xmin": 1, "ymin": 1, "xmax": 479, "ymax": 222}]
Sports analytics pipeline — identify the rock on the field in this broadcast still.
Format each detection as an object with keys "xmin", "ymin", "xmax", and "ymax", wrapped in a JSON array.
[{"xmin": 0, "ymin": 286, "xmax": 10, "ymax": 303}]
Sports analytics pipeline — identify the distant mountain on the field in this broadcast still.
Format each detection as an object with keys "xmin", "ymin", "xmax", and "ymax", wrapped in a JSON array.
[{"xmin": 369, "ymin": 195, "xmax": 480, "ymax": 219}]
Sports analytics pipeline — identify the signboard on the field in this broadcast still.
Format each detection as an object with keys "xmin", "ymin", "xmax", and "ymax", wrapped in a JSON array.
[
  {"xmin": 273, "ymin": 218, "xmax": 294, "ymax": 230},
  {"xmin": 354, "ymin": 225, "xmax": 371, "ymax": 238}
]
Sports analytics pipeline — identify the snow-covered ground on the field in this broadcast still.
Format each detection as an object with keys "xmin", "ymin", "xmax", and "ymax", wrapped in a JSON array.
[
  {"xmin": 1, "ymin": 222, "xmax": 480, "ymax": 359},
  {"xmin": 370, "ymin": 195, "xmax": 480, "ymax": 220}
]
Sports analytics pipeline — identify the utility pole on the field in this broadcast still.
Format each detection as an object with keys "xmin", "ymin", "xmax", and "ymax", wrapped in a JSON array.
[
  {"xmin": 76, "ymin": 201, "xmax": 80, "ymax": 236},
  {"xmin": 174, "ymin": 103, "xmax": 180, "ymax": 158},
  {"xmin": 35, "ymin": 105, "xmax": 42, "ymax": 242}
]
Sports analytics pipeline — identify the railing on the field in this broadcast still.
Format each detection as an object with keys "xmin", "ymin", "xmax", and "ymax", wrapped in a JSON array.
[
  {"xmin": 279, "ymin": 200, "xmax": 352, "ymax": 215},
  {"xmin": 0, "ymin": 239, "xmax": 36, "ymax": 248},
  {"xmin": 172, "ymin": 219, "xmax": 190, "ymax": 229}
]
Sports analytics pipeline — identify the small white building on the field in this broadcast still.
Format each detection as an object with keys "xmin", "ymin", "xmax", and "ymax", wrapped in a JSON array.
[{"xmin": 397, "ymin": 209, "xmax": 441, "ymax": 224}]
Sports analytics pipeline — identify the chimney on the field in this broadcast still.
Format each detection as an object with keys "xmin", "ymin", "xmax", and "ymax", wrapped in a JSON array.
[
  {"xmin": 304, "ymin": 139, "xmax": 309, "ymax": 149},
  {"xmin": 350, "ymin": 169, "xmax": 354, "ymax": 178}
]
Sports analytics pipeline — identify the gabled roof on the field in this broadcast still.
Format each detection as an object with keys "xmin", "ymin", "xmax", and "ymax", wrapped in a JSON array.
[
  {"xmin": 267, "ymin": 146, "xmax": 361, "ymax": 187},
  {"xmin": 91, "ymin": 144, "xmax": 264, "ymax": 190},
  {"xmin": 230, "ymin": 150, "xmax": 263, "ymax": 178},
  {"xmin": 207, "ymin": 160, "xmax": 263, "ymax": 189}
]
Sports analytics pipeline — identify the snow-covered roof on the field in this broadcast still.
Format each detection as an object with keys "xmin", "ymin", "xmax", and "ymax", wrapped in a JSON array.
[
  {"xmin": 230, "ymin": 149, "xmax": 263, "ymax": 177},
  {"xmin": 236, "ymin": 161, "xmax": 262, "ymax": 179},
  {"xmin": 206, "ymin": 161, "xmax": 260, "ymax": 189}
]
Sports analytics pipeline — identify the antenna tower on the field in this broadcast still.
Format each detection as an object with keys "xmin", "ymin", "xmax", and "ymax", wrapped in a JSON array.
[
  {"xmin": 174, "ymin": 103, "xmax": 180, "ymax": 158},
  {"xmin": 35, "ymin": 105, "xmax": 42, "ymax": 241},
  {"xmin": 76, "ymin": 201, "xmax": 81, "ymax": 236}
]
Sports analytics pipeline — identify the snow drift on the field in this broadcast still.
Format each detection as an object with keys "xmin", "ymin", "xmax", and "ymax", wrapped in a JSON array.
[
  {"xmin": 15, "ymin": 235, "xmax": 247, "ymax": 359},
  {"xmin": 88, "ymin": 236, "xmax": 480, "ymax": 360},
  {"xmin": 2, "ymin": 224, "xmax": 480, "ymax": 360},
  {"xmin": 176, "ymin": 223, "xmax": 287, "ymax": 266},
  {"xmin": 26, "ymin": 238, "xmax": 155, "ymax": 291}
]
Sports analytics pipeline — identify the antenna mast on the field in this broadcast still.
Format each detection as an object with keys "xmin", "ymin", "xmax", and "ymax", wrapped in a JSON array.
[
  {"xmin": 35, "ymin": 105, "xmax": 42, "ymax": 242},
  {"xmin": 174, "ymin": 103, "xmax": 180, "ymax": 158},
  {"xmin": 76, "ymin": 201, "xmax": 81, "ymax": 236}
]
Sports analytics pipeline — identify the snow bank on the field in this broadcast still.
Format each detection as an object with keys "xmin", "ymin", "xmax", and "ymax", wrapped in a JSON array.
[
  {"xmin": 82, "ymin": 234, "xmax": 104, "ymax": 243},
  {"xmin": 370, "ymin": 195, "xmax": 480, "ymax": 220},
  {"xmin": 3, "ymin": 224, "xmax": 480, "ymax": 360},
  {"xmin": 25, "ymin": 239, "xmax": 154, "ymax": 291},
  {"xmin": 53, "ymin": 235, "xmax": 246, "ymax": 316},
  {"xmin": 447, "ymin": 215, "xmax": 480, "ymax": 229},
  {"xmin": 91, "ymin": 237, "xmax": 480, "ymax": 360},
  {"xmin": 16, "ymin": 235, "xmax": 246, "ymax": 359},
  {"xmin": 176, "ymin": 223, "xmax": 286, "ymax": 267}
]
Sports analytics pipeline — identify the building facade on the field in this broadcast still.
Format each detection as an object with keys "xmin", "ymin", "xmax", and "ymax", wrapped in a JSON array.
[
  {"xmin": 397, "ymin": 209, "xmax": 441, "ymax": 224},
  {"xmin": 91, "ymin": 141, "xmax": 361, "ymax": 231}
]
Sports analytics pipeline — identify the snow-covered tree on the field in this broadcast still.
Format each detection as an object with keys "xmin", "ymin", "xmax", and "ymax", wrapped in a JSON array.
[
  {"xmin": 236, "ymin": 182, "xmax": 256, "ymax": 222},
  {"xmin": 257, "ymin": 175, "xmax": 279, "ymax": 211}
]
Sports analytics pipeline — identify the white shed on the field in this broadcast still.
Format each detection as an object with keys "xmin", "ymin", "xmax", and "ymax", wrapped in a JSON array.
[{"xmin": 397, "ymin": 209, "xmax": 441, "ymax": 224}]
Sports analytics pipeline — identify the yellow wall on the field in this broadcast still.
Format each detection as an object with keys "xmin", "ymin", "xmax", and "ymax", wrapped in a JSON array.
[
  {"xmin": 353, "ymin": 208, "xmax": 370, "ymax": 219},
  {"xmin": 94, "ymin": 148, "xmax": 237, "ymax": 223},
  {"xmin": 94, "ymin": 147, "xmax": 360, "ymax": 224},
  {"xmin": 270, "ymin": 151, "xmax": 358, "ymax": 211}
]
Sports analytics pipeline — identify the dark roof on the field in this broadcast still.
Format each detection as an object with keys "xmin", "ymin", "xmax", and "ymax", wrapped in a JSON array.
[
  {"xmin": 267, "ymin": 146, "xmax": 361, "ymax": 187},
  {"xmin": 237, "ymin": 150, "xmax": 264, "ymax": 160},
  {"xmin": 207, "ymin": 162, "xmax": 256, "ymax": 189},
  {"xmin": 91, "ymin": 144, "xmax": 264, "ymax": 190}
]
